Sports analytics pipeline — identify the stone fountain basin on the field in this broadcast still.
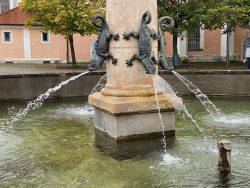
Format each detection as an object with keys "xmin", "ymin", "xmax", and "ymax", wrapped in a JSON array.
[
  {"xmin": 0, "ymin": 98, "xmax": 249, "ymax": 187},
  {"xmin": 1, "ymin": 70, "xmax": 250, "ymax": 101}
]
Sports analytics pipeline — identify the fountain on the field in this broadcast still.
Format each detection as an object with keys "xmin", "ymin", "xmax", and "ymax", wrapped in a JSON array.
[
  {"xmin": 1, "ymin": 1, "xmax": 250, "ymax": 187},
  {"xmin": 88, "ymin": 0, "xmax": 176, "ymax": 140}
]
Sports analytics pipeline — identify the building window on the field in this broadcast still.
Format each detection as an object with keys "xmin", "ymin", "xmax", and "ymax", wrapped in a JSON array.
[
  {"xmin": 2, "ymin": 31, "xmax": 12, "ymax": 43},
  {"xmin": 0, "ymin": 0, "xmax": 10, "ymax": 13},
  {"xmin": 187, "ymin": 26, "xmax": 201, "ymax": 51},
  {"xmin": 41, "ymin": 32, "xmax": 50, "ymax": 43}
]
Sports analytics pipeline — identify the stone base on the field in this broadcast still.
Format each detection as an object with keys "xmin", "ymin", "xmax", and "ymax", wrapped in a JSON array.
[
  {"xmin": 94, "ymin": 108, "xmax": 175, "ymax": 140},
  {"xmin": 95, "ymin": 131, "xmax": 176, "ymax": 160},
  {"xmin": 89, "ymin": 92, "xmax": 175, "ymax": 140},
  {"xmin": 89, "ymin": 92, "xmax": 175, "ymax": 115}
]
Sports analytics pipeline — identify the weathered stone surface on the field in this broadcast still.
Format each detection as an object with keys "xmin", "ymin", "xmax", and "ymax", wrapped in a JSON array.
[
  {"xmin": 89, "ymin": 92, "xmax": 174, "ymax": 115},
  {"xmin": 94, "ymin": 108, "xmax": 175, "ymax": 140},
  {"xmin": 105, "ymin": 0, "xmax": 158, "ymax": 94},
  {"xmin": 2, "ymin": 70, "xmax": 250, "ymax": 101}
]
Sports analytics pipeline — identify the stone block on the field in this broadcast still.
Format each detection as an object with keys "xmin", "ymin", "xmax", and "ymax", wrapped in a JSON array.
[{"xmin": 94, "ymin": 108, "xmax": 175, "ymax": 140}]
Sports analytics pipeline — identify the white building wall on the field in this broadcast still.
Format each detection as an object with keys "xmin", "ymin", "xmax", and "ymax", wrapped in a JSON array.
[
  {"xmin": 221, "ymin": 29, "xmax": 234, "ymax": 57},
  {"xmin": 23, "ymin": 29, "xmax": 31, "ymax": 60},
  {"xmin": 221, "ymin": 29, "xmax": 227, "ymax": 57},
  {"xmin": 9, "ymin": 0, "xmax": 14, "ymax": 9},
  {"xmin": 177, "ymin": 33, "xmax": 187, "ymax": 57},
  {"xmin": 200, "ymin": 27, "xmax": 205, "ymax": 50}
]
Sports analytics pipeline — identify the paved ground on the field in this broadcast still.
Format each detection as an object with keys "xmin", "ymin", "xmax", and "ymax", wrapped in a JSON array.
[
  {"xmin": 0, "ymin": 62, "xmax": 248, "ymax": 75},
  {"xmin": 0, "ymin": 64, "xmax": 84, "ymax": 75},
  {"xmin": 176, "ymin": 61, "xmax": 247, "ymax": 70}
]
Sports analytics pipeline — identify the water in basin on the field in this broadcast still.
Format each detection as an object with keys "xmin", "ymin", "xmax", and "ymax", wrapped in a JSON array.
[{"xmin": 0, "ymin": 98, "xmax": 249, "ymax": 187}]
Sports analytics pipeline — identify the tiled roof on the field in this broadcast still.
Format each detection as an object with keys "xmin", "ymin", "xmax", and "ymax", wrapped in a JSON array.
[{"xmin": 0, "ymin": 7, "xmax": 36, "ymax": 26}]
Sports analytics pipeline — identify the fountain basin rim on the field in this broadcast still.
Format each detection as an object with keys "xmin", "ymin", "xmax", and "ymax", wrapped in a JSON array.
[{"xmin": 159, "ymin": 70, "xmax": 250, "ymax": 75}]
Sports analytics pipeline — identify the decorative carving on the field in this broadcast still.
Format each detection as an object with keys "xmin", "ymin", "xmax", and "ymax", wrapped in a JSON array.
[
  {"xmin": 158, "ymin": 16, "xmax": 175, "ymax": 70},
  {"xmin": 123, "ymin": 11, "xmax": 158, "ymax": 74},
  {"xmin": 88, "ymin": 14, "xmax": 120, "ymax": 71}
]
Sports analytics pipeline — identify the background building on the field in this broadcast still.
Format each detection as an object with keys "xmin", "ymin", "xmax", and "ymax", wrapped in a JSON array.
[
  {"xmin": 0, "ymin": 2, "xmax": 95, "ymax": 64},
  {"xmin": 0, "ymin": 0, "xmax": 19, "ymax": 13},
  {"xmin": 165, "ymin": 26, "xmax": 250, "ymax": 62},
  {"xmin": 0, "ymin": 1, "xmax": 249, "ymax": 64}
]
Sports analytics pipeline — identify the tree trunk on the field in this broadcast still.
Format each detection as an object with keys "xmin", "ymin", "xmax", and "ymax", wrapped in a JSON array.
[
  {"xmin": 66, "ymin": 37, "xmax": 69, "ymax": 64},
  {"xmin": 173, "ymin": 33, "xmax": 178, "ymax": 56},
  {"xmin": 68, "ymin": 35, "xmax": 76, "ymax": 65},
  {"xmin": 172, "ymin": 31, "xmax": 180, "ymax": 67},
  {"xmin": 226, "ymin": 31, "xmax": 230, "ymax": 67},
  {"xmin": 172, "ymin": 22, "xmax": 179, "ymax": 56}
]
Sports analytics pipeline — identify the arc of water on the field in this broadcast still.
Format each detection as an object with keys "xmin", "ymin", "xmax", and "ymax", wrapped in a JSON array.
[
  {"xmin": 153, "ymin": 75, "xmax": 203, "ymax": 133},
  {"xmin": 91, "ymin": 74, "xmax": 107, "ymax": 94},
  {"xmin": 1, "ymin": 71, "xmax": 90, "ymax": 130},
  {"xmin": 171, "ymin": 70, "xmax": 220, "ymax": 114}
]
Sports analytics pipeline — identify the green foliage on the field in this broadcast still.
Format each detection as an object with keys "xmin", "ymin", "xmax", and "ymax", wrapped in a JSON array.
[
  {"xmin": 158, "ymin": 0, "xmax": 250, "ymax": 56},
  {"xmin": 20, "ymin": 0, "xmax": 105, "ymax": 64},
  {"xmin": 158, "ymin": 0, "xmax": 206, "ymax": 37},
  {"xmin": 158, "ymin": 0, "xmax": 249, "ymax": 35},
  {"xmin": 158, "ymin": 0, "xmax": 207, "ymax": 56},
  {"xmin": 203, "ymin": 0, "xmax": 250, "ymax": 32},
  {"xmin": 20, "ymin": 0, "xmax": 106, "ymax": 37}
]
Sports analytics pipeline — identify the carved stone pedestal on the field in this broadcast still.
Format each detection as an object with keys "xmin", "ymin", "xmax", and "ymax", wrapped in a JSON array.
[
  {"xmin": 89, "ymin": 91, "xmax": 175, "ymax": 140},
  {"xmin": 88, "ymin": 0, "xmax": 176, "ymax": 140}
]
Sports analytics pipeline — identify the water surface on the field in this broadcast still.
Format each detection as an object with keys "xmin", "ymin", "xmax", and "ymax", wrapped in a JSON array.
[{"xmin": 0, "ymin": 99, "xmax": 249, "ymax": 187}]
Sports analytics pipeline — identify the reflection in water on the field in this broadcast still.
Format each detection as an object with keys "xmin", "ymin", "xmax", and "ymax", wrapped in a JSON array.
[
  {"xmin": 95, "ymin": 131, "xmax": 176, "ymax": 160},
  {"xmin": 218, "ymin": 171, "xmax": 231, "ymax": 188}
]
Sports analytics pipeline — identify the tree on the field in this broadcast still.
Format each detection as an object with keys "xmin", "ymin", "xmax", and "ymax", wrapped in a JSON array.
[
  {"xmin": 20, "ymin": 0, "xmax": 105, "ymax": 65},
  {"xmin": 202, "ymin": 0, "xmax": 250, "ymax": 66},
  {"xmin": 158, "ymin": 0, "xmax": 250, "ymax": 66},
  {"xmin": 158, "ymin": 0, "xmax": 206, "ymax": 66},
  {"xmin": 202, "ymin": 0, "xmax": 250, "ymax": 31}
]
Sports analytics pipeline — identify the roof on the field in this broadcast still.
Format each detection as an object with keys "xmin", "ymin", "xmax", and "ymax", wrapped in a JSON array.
[{"xmin": 0, "ymin": 7, "xmax": 36, "ymax": 26}]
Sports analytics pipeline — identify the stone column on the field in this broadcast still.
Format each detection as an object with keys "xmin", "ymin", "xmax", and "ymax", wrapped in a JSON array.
[
  {"xmin": 103, "ymin": 0, "xmax": 158, "ymax": 97},
  {"xmin": 89, "ymin": 0, "xmax": 175, "ymax": 140}
]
